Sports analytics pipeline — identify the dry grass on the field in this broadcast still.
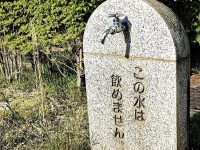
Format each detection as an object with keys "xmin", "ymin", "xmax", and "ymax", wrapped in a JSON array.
[{"xmin": 0, "ymin": 85, "xmax": 90, "ymax": 150}]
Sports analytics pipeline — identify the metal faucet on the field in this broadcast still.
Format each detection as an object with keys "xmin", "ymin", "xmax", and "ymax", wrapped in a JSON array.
[{"xmin": 101, "ymin": 13, "xmax": 130, "ymax": 44}]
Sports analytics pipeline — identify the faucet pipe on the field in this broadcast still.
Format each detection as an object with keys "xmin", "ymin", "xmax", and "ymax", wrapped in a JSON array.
[
  {"xmin": 101, "ymin": 28, "xmax": 114, "ymax": 44},
  {"xmin": 100, "ymin": 23, "xmax": 127, "ymax": 44}
]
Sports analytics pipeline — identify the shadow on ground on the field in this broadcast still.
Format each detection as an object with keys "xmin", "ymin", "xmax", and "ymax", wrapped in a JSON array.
[{"xmin": 190, "ymin": 112, "xmax": 200, "ymax": 150}]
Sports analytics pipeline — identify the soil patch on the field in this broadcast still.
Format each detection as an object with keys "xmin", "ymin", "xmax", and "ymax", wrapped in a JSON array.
[
  {"xmin": 191, "ymin": 74, "xmax": 200, "ymax": 87},
  {"xmin": 190, "ymin": 74, "xmax": 200, "ymax": 116}
]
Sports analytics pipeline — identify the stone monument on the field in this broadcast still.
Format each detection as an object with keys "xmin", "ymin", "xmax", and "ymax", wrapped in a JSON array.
[{"xmin": 83, "ymin": 0, "xmax": 190, "ymax": 149}]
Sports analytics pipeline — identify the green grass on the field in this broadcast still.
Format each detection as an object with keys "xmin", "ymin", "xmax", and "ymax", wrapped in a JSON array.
[
  {"xmin": 0, "ymin": 72, "xmax": 90, "ymax": 150},
  {"xmin": 0, "ymin": 90, "xmax": 90, "ymax": 150},
  {"xmin": 1, "ymin": 66, "xmax": 200, "ymax": 149}
]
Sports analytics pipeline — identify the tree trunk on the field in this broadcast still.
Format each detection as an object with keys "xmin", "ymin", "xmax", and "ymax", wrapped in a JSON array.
[
  {"xmin": 0, "ymin": 51, "xmax": 5, "ymax": 77},
  {"xmin": 76, "ymin": 47, "xmax": 83, "ymax": 88}
]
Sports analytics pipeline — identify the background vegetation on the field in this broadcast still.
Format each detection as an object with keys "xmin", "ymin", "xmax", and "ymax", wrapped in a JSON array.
[
  {"xmin": 160, "ymin": 0, "xmax": 200, "ymax": 73},
  {"xmin": 0, "ymin": 0, "xmax": 199, "ymax": 149}
]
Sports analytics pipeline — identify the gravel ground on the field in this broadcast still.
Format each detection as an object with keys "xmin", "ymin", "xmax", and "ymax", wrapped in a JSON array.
[
  {"xmin": 190, "ymin": 86, "xmax": 200, "ymax": 109},
  {"xmin": 190, "ymin": 74, "xmax": 200, "ymax": 116}
]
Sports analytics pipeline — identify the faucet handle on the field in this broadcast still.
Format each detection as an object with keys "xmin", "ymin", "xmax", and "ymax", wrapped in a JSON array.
[
  {"xmin": 108, "ymin": 13, "xmax": 124, "ymax": 18},
  {"xmin": 108, "ymin": 13, "xmax": 119, "ymax": 19},
  {"xmin": 108, "ymin": 13, "xmax": 125, "ymax": 19}
]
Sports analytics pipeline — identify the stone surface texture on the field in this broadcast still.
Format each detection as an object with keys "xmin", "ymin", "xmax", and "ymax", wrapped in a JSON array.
[{"xmin": 83, "ymin": 0, "xmax": 190, "ymax": 149}]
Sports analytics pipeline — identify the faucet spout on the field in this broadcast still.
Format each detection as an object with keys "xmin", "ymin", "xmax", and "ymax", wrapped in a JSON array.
[{"xmin": 101, "ymin": 28, "xmax": 114, "ymax": 44}]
